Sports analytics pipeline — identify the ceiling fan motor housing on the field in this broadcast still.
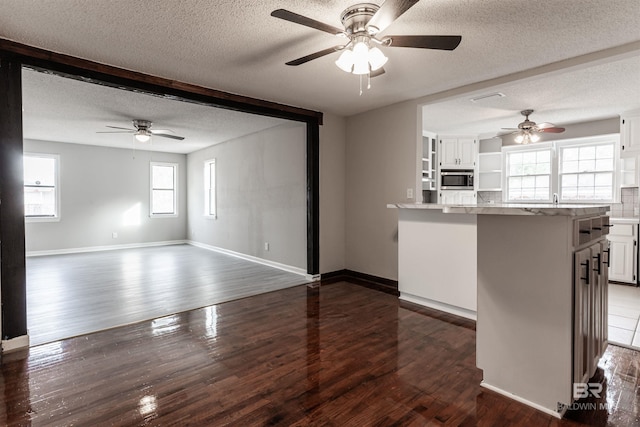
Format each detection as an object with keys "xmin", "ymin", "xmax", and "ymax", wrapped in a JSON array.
[
  {"xmin": 340, "ymin": 3, "xmax": 380, "ymax": 36},
  {"xmin": 133, "ymin": 119, "xmax": 152, "ymax": 131}
]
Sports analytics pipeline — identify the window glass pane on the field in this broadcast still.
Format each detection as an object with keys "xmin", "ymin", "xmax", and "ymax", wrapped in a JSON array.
[
  {"xmin": 522, "ymin": 176, "xmax": 535, "ymax": 188},
  {"xmin": 578, "ymin": 159, "xmax": 595, "ymax": 172},
  {"xmin": 508, "ymin": 188, "xmax": 521, "ymax": 200},
  {"xmin": 595, "ymin": 144, "xmax": 613, "ymax": 159},
  {"xmin": 509, "ymin": 176, "xmax": 522, "ymax": 189},
  {"xmin": 152, "ymin": 189, "xmax": 174, "ymax": 214},
  {"xmin": 522, "ymin": 152, "xmax": 536, "ymax": 164},
  {"xmin": 510, "ymin": 153, "xmax": 523, "ymax": 165},
  {"xmin": 534, "ymin": 188, "xmax": 549, "ymax": 200},
  {"xmin": 535, "ymin": 175, "xmax": 549, "ymax": 187},
  {"xmin": 509, "ymin": 163, "xmax": 523, "ymax": 175},
  {"xmin": 563, "ymin": 187, "xmax": 578, "ymax": 199},
  {"xmin": 562, "ymin": 174, "xmax": 578, "ymax": 187},
  {"xmin": 595, "ymin": 186, "xmax": 612, "ymax": 199},
  {"xmin": 209, "ymin": 189, "xmax": 215, "ymax": 214},
  {"xmin": 578, "ymin": 173, "xmax": 595, "ymax": 187},
  {"xmin": 563, "ymin": 160, "xmax": 578, "ymax": 173},
  {"xmin": 579, "ymin": 146, "xmax": 596, "ymax": 160},
  {"xmin": 25, "ymin": 187, "xmax": 56, "ymax": 216},
  {"xmin": 595, "ymin": 172, "xmax": 612, "ymax": 187},
  {"xmin": 521, "ymin": 189, "xmax": 535, "ymax": 200},
  {"xmin": 536, "ymin": 151, "xmax": 550, "ymax": 163},
  {"xmin": 595, "ymin": 158, "xmax": 613, "ymax": 171},
  {"xmin": 578, "ymin": 186, "xmax": 594, "ymax": 199},
  {"xmin": 535, "ymin": 162, "xmax": 550, "ymax": 174},
  {"xmin": 24, "ymin": 156, "xmax": 55, "ymax": 186},
  {"xmin": 153, "ymin": 166, "xmax": 174, "ymax": 190},
  {"xmin": 563, "ymin": 148, "xmax": 579, "ymax": 161}
]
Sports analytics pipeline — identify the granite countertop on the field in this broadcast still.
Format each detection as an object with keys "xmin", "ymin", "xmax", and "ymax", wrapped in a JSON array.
[{"xmin": 388, "ymin": 202, "xmax": 611, "ymax": 216}]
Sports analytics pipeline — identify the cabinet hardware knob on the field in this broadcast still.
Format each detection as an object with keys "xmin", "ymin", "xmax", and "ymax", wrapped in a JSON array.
[{"xmin": 593, "ymin": 253, "xmax": 601, "ymax": 275}]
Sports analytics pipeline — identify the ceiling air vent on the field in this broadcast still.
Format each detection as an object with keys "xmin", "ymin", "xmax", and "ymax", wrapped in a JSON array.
[{"xmin": 470, "ymin": 92, "xmax": 505, "ymax": 103}]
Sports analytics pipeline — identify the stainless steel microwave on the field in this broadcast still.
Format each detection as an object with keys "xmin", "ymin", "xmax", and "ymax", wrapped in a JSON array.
[{"xmin": 440, "ymin": 169, "xmax": 474, "ymax": 190}]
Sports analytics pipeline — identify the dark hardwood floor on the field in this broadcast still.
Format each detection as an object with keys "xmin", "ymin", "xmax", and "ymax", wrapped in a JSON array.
[{"xmin": 2, "ymin": 281, "xmax": 638, "ymax": 426}]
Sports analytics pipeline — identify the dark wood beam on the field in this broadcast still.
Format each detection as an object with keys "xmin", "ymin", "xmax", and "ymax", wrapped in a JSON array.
[
  {"xmin": 0, "ymin": 39, "xmax": 323, "ymax": 125},
  {"xmin": 0, "ymin": 55, "xmax": 27, "ymax": 340},
  {"xmin": 306, "ymin": 124, "xmax": 320, "ymax": 275}
]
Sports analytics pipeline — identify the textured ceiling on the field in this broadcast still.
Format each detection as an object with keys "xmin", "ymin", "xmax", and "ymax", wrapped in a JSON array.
[
  {"xmin": 22, "ymin": 69, "xmax": 288, "ymax": 154},
  {"xmin": 2, "ymin": 0, "xmax": 640, "ymax": 147}
]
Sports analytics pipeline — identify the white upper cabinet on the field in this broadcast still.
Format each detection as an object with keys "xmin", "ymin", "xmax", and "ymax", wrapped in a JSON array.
[
  {"xmin": 620, "ymin": 112, "xmax": 640, "ymax": 157},
  {"xmin": 439, "ymin": 136, "xmax": 477, "ymax": 169}
]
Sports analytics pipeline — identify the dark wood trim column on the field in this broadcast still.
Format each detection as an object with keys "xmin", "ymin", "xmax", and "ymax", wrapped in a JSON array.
[
  {"xmin": 0, "ymin": 55, "xmax": 27, "ymax": 340},
  {"xmin": 307, "ymin": 123, "xmax": 320, "ymax": 275}
]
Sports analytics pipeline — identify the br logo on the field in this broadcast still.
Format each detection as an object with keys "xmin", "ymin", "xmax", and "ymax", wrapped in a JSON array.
[{"xmin": 573, "ymin": 383, "xmax": 603, "ymax": 399}]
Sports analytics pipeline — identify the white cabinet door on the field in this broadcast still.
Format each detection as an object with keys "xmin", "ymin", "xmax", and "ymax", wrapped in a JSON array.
[
  {"xmin": 439, "ymin": 138, "xmax": 459, "ymax": 168},
  {"xmin": 459, "ymin": 191, "xmax": 476, "ymax": 205},
  {"xmin": 457, "ymin": 138, "xmax": 476, "ymax": 168},
  {"xmin": 607, "ymin": 234, "xmax": 635, "ymax": 283},
  {"xmin": 439, "ymin": 137, "xmax": 477, "ymax": 169},
  {"xmin": 439, "ymin": 190, "xmax": 476, "ymax": 205},
  {"xmin": 621, "ymin": 113, "xmax": 640, "ymax": 156}
]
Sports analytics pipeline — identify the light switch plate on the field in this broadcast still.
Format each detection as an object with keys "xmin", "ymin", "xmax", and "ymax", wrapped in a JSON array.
[{"xmin": 407, "ymin": 188, "xmax": 414, "ymax": 199}]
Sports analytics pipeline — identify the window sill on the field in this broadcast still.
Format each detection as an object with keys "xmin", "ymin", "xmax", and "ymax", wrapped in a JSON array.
[
  {"xmin": 150, "ymin": 214, "xmax": 178, "ymax": 218},
  {"xmin": 26, "ymin": 216, "xmax": 60, "ymax": 223}
]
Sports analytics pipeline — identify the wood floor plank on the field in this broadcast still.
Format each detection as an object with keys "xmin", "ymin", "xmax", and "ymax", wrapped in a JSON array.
[
  {"xmin": 26, "ymin": 244, "xmax": 309, "ymax": 345},
  {"xmin": 1, "ymin": 282, "xmax": 638, "ymax": 426}
]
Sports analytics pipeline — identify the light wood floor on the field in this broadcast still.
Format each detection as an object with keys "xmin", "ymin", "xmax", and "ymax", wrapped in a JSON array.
[
  {"xmin": 2, "ymin": 281, "xmax": 638, "ymax": 426},
  {"xmin": 26, "ymin": 244, "xmax": 309, "ymax": 345}
]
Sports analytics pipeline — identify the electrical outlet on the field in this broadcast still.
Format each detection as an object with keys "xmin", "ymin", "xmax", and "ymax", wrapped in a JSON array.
[
  {"xmin": 634, "ymin": 206, "xmax": 639, "ymax": 216},
  {"xmin": 112, "ymin": 232, "xmax": 118, "ymax": 239},
  {"xmin": 406, "ymin": 188, "xmax": 414, "ymax": 199},
  {"xmin": 265, "ymin": 242, "xmax": 270, "ymax": 251}
]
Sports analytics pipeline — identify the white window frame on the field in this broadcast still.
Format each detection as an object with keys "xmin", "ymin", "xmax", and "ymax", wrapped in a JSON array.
[
  {"xmin": 204, "ymin": 158, "xmax": 217, "ymax": 219},
  {"xmin": 150, "ymin": 162, "xmax": 178, "ymax": 217},
  {"xmin": 24, "ymin": 152, "xmax": 61, "ymax": 223},
  {"xmin": 502, "ymin": 134, "xmax": 620, "ymax": 204},
  {"xmin": 503, "ymin": 143, "xmax": 554, "ymax": 203},
  {"xmin": 556, "ymin": 135, "xmax": 619, "ymax": 203}
]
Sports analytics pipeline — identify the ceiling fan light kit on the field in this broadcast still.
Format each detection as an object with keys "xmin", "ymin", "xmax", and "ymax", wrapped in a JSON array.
[{"xmin": 271, "ymin": 1, "xmax": 462, "ymax": 93}]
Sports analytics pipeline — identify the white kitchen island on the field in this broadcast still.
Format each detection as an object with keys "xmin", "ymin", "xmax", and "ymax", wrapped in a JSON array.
[{"xmin": 389, "ymin": 203, "xmax": 611, "ymax": 418}]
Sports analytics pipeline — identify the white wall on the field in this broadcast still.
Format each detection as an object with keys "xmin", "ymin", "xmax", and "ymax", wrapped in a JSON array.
[
  {"xmin": 187, "ymin": 122, "xmax": 307, "ymax": 270},
  {"xmin": 345, "ymin": 100, "xmax": 420, "ymax": 280},
  {"xmin": 24, "ymin": 139, "xmax": 188, "ymax": 252},
  {"xmin": 319, "ymin": 113, "xmax": 346, "ymax": 273}
]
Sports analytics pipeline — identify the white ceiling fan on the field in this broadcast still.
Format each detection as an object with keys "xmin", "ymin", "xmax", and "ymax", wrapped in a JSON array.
[
  {"xmin": 97, "ymin": 119, "xmax": 185, "ymax": 142},
  {"xmin": 499, "ymin": 110, "xmax": 565, "ymax": 144}
]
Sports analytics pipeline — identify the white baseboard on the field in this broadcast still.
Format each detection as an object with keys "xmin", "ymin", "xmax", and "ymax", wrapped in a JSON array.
[
  {"xmin": 399, "ymin": 292, "xmax": 477, "ymax": 321},
  {"xmin": 187, "ymin": 240, "xmax": 311, "ymax": 279},
  {"xmin": 480, "ymin": 381, "xmax": 564, "ymax": 419},
  {"xmin": 26, "ymin": 240, "xmax": 188, "ymax": 257},
  {"xmin": 2, "ymin": 334, "xmax": 30, "ymax": 353}
]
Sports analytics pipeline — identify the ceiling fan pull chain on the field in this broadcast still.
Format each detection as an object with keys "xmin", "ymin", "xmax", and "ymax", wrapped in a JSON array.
[
  {"xmin": 367, "ymin": 72, "xmax": 371, "ymax": 90},
  {"xmin": 359, "ymin": 74, "xmax": 363, "ymax": 96}
]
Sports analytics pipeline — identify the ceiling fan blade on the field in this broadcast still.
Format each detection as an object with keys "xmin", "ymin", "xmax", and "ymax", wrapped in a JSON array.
[
  {"xmin": 271, "ymin": 9, "xmax": 343, "ymax": 35},
  {"xmin": 538, "ymin": 127, "xmax": 565, "ymax": 133},
  {"xmin": 153, "ymin": 133, "xmax": 185, "ymax": 141},
  {"xmin": 367, "ymin": 0, "xmax": 420, "ymax": 33},
  {"xmin": 500, "ymin": 127, "xmax": 520, "ymax": 131},
  {"xmin": 285, "ymin": 46, "xmax": 344, "ymax": 66},
  {"xmin": 497, "ymin": 131, "xmax": 518, "ymax": 137},
  {"xmin": 370, "ymin": 67, "xmax": 386, "ymax": 78},
  {"xmin": 386, "ymin": 35, "xmax": 462, "ymax": 50},
  {"xmin": 105, "ymin": 126, "xmax": 135, "ymax": 131}
]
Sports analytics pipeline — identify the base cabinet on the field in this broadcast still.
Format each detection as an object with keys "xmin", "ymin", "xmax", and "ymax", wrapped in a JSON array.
[
  {"xmin": 439, "ymin": 190, "xmax": 476, "ymax": 205},
  {"xmin": 607, "ymin": 222, "xmax": 637, "ymax": 283},
  {"xmin": 573, "ymin": 241, "xmax": 609, "ymax": 385}
]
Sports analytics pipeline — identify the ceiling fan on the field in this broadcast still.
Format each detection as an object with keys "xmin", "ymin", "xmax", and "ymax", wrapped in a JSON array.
[
  {"xmin": 271, "ymin": 1, "xmax": 461, "ymax": 84},
  {"xmin": 499, "ymin": 110, "xmax": 565, "ymax": 144},
  {"xmin": 97, "ymin": 119, "xmax": 185, "ymax": 142}
]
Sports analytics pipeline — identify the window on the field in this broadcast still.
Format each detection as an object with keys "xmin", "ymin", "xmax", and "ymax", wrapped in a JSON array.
[
  {"xmin": 504, "ymin": 135, "xmax": 619, "ymax": 203},
  {"xmin": 559, "ymin": 142, "xmax": 614, "ymax": 202},
  {"xmin": 506, "ymin": 148, "xmax": 552, "ymax": 202},
  {"xmin": 204, "ymin": 159, "xmax": 217, "ymax": 218},
  {"xmin": 150, "ymin": 162, "xmax": 177, "ymax": 216},
  {"xmin": 24, "ymin": 153, "xmax": 59, "ymax": 220}
]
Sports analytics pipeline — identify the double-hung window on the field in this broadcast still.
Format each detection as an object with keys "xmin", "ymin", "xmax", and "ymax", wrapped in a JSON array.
[
  {"xmin": 559, "ymin": 141, "xmax": 615, "ymax": 202},
  {"xmin": 24, "ymin": 153, "xmax": 60, "ymax": 221},
  {"xmin": 505, "ymin": 147, "xmax": 552, "ymax": 202},
  {"xmin": 204, "ymin": 159, "xmax": 217, "ymax": 218},
  {"xmin": 150, "ymin": 162, "xmax": 178, "ymax": 216}
]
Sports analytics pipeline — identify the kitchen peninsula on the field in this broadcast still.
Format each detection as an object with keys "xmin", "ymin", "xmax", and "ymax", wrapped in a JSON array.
[{"xmin": 388, "ymin": 202, "xmax": 610, "ymax": 418}]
